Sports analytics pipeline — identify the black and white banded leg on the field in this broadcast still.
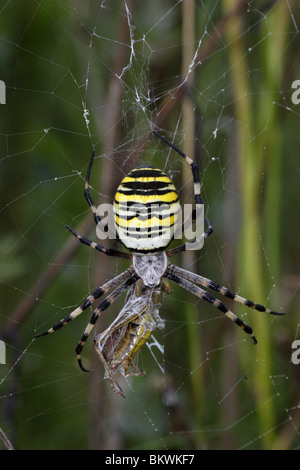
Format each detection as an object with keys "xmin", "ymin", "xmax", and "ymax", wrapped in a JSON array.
[
  {"xmin": 152, "ymin": 130, "xmax": 213, "ymax": 253},
  {"xmin": 168, "ymin": 265, "xmax": 286, "ymax": 316},
  {"xmin": 165, "ymin": 270, "xmax": 258, "ymax": 344},
  {"xmin": 34, "ymin": 267, "xmax": 134, "ymax": 338},
  {"xmin": 83, "ymin": 151, "xmax": 119, "ymax": 240},
  {"xmin": 84, "ymin": 151, "xmax": 101, "ymax": 226},
  {"xmin": 76, "ymin": 273, "xmax": 139, "ymax": 372},
  {"xmin": 66, "ymin": 225, "xmax": 132, "ymax": 260},
  {"xmin": 152, "ymin": 130, "xmax": 203, "ymax": 207},
  {"xmin": 167, "ymin": 218, "xmax": 213, "ymax": 257}
]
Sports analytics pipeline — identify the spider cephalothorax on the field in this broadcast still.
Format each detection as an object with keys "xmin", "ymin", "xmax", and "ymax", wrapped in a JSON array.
[{"xmin": 132, "ymin": 252, "xmax": 168, "ymax": 288}]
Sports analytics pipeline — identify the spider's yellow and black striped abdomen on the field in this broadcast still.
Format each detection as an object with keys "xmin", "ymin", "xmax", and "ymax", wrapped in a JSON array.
[{"xmin": 113, "ymin": 167, "xmax": 181, "ymax": 253}]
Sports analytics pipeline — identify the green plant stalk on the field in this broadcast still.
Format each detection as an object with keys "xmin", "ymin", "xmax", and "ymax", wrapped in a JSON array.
[
  {"xmin": 181, "ymin": 0, "xmax": 206, "ymax": 428},
  {"xmin": 262, "ymin": 2, "xmax": 290, "ymax": 293},
  {"xmin": 260, "ymin": 1, "xmax": 291, "ymax": 450},
  {"xmin": 222, "ymin": 0, "xmax": 274, "ymax": 448},
  {"xmin": 253, "ymin": 2, "xmax": 291, "ymax": 450}
]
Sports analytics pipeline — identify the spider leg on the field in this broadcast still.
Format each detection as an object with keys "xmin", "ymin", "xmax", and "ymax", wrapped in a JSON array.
[
  {"xmin": 84, "ymin": 151, "xmax": 121, "ymax": 241},
  {"xmin": 167, "ymin": 218, "xmax": 213, "ymax": 257},
  {"xmin": 152, "ymin": 130, "xmax": 203, "ymax": 206},
  {"xmin": 165, "ymin": 270, "xmax": 258, "ymax": 344},
  {"xmin": 34, "ymin": 267, "xmax": 134, "ymax": 338},
  {"xmin": 152, "ymin": 130, "xmax": 213, "ymax": 252},
  {"xmin": 84, "ymin": 151, "xmax": 101, "ymax": 226},
  {"xmin": 168, "ymin": 265, "xmax": 286, "ymax": 316},
  {"xmin": 66, "ymin": 225, "xmax": 131, "ymax": 260},
  {"xmin": 76, "ymin": 273, "xmax": 139, "ymax": 372}
]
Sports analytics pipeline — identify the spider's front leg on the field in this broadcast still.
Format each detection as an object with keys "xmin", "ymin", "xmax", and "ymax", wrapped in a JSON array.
[
  {"xmin": 167, "ymin": 218, "xmax": 213, "ymax": 257},
  {"xmin": 66, "ymin": 225, "xmax": 131, "ymax": 260}
]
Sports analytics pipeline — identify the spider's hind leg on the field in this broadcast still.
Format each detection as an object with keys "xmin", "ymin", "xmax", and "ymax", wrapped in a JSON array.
[
  {"xmin": 165, "ymin": 270, "xmax": 258, "ymax": 344},
  {"xmin": 168, "ymin": 264, "xmax": 286, "ymax": 316}
]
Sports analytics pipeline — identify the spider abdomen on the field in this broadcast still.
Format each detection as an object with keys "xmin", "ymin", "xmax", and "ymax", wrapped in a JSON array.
[{"xmin": 113, "ymin": 167, "xmax": 181, "ymax": 252}]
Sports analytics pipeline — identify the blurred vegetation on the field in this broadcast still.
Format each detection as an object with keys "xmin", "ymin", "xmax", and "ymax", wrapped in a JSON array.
[{"xmin": 0, "ymin": 0, "xmax": 299, "ymax": 450}]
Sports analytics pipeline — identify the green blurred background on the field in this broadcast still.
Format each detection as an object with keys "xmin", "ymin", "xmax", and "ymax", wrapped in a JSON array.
[{"xmin": 0, "ymin": 0, "xmax": 299, "ymax": 450}]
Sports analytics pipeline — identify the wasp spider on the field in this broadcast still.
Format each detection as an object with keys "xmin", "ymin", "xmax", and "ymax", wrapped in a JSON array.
[{"xmin": 34, "ymin": 131, "xmax": 285, "ymax": 397}]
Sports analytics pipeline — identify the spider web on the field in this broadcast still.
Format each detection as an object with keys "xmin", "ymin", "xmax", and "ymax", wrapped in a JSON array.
[{"xmin": 0, "ymin": 0, "xmax": 299, "ymax": 451}]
